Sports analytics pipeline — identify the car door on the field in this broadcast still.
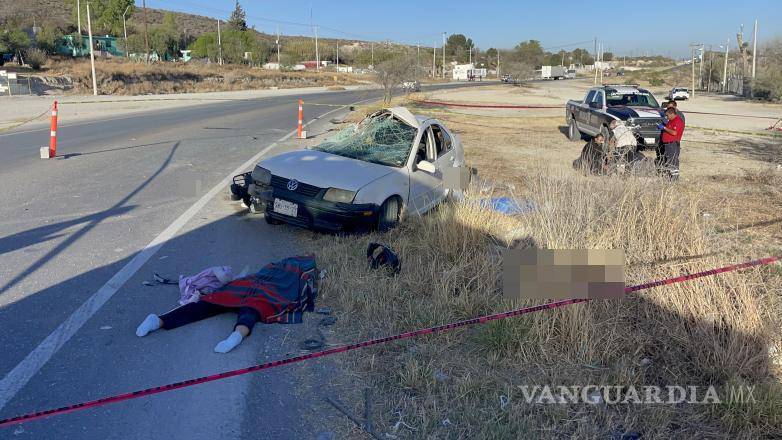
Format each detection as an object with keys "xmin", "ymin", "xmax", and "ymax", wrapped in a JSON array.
[
  {"xmin": 588, "ymin": 90, "xmax": 604, "ymax": 129},
  {"xmin": 407, "ymin": 125, "xmax": 444, "ymax": 215},
  {"xmin": 579, "ymin": 90, "xmax": 596, "ymax": 126}
]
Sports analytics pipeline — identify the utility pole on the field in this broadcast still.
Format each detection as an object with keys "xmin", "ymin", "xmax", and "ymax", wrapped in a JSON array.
[
  {"xmin": 142, "ymin": 0, "xmax": 149, "ymax": 63},
  {"xmin": 723, "ymin": 39, "xmax": 729, "ymax": 93},
  {"xmin": 122, "ymin": 5, "xmax": 130, "ymax": 58},
  {"xmin": 77, "ymin": 0, "xmax": 81, "ymax": 35},
  {"xmin": 432, "ymin": 42, "xmax": 436, "ymax": 78},
  {"xmin": 276, "ymin": 27, "xmax": 281, "ymax": 65},
  {"xmin": 594, "ymin": 38, "xmax": 598, "ymax": 84},
  {"xmin": 86, "ymin": 2, "xmax": 97, "ymax": 96},
  {"xmin": 442, "ymin": 32, "xmax": 446, "ymax": 79},
  {"xmin": 336, "ymin": 42, "xmax": 339, "ymax": 68},
  {"xmin": 707, "ymin": 46, "xmax": 714, "ymax": 92},
  {"xmin": 416, "ymin": 43, "xmax": 420, "ymax": 79},
  {"xmin": 315, "ymin": 26, "xmax": 320, "ymax": 71},
  {"xmin": 217, "ymin": 20, "xmax": 223, "ymax": 65},
  {"xmin": 697, "ymin": 45, "xmax": 704, "ymax": 90},
  {"xmin": 497, "ymin": 50, "xmax": 500, "ymax": 78},
  {"xmin": 752, "ymin": 19, "xmax": 758, "ymax": 78}
]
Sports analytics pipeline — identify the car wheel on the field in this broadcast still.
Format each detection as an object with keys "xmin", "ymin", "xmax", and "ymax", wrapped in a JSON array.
[
  {"xmin": 567, "ymin": 117, "xmax": 580, "ymax": 141},
  {"xmin": 377, "ymin": 197, "xmax": 401, "ymax": 232}
]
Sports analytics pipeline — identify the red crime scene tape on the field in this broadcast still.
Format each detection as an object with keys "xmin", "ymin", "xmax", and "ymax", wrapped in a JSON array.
[{"xmin": 0, "ymin": 255, "xmax": 779, "ymax": 428}]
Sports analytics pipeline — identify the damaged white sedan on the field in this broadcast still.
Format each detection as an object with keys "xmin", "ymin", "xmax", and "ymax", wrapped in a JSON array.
[{"xmin": 230, "ymin": 107, "xmax": 465, "ymax": 232}]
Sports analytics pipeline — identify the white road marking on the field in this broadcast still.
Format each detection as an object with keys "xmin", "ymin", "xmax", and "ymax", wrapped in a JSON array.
[{"xmin": 0, "ymin": 102, "xmax": 357, "ymax": 411}]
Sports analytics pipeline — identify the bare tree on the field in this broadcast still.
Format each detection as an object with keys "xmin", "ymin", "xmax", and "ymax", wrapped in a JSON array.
[
  {"xmin": 503, "ymin": 61, "xmax": 536, "ymax": 84},
  {"xmin": 374, "ymin": 55, "xmax": 415, "ymax": 103}
]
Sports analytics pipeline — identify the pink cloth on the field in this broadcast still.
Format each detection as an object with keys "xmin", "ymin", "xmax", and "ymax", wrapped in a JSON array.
[{"xmin": 178, "ymin": 266, "xmax": 233, "ymax": 305}]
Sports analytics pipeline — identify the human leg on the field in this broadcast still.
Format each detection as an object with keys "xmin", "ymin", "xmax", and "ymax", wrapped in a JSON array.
[
  {"xmin": 664, "ymin": 142, "xmax": 681, "ymax": 181},
  {"xmin": 214, "ymin": 307, "xmax": 261, "ymax": 353},
  {"xmin": 159, "ymin": 301, "xmax": 229, "ymax": 330}
]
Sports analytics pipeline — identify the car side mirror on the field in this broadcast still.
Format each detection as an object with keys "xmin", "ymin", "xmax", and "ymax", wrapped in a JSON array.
[{"xmin": 416, "ymin": 160, "xmax": 436, "ymax": 174}]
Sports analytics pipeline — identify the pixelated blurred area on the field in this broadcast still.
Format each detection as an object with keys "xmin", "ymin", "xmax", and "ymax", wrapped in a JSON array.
[
  {"xmin": 443, "ymin": 165, "xmax": 473, "ymax": 190},
  {"xmin": 502, "ymin": 249, "xmax": 625, "ymax": 300}
]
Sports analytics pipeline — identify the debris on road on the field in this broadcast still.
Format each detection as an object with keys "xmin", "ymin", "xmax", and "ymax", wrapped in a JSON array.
[{"xmin": 366, "ymin": 243, "xmax": 401, "ymax": 274}]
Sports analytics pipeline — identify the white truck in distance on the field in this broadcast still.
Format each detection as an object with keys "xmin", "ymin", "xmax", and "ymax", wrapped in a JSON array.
[{"xmin": 541, "ymin": 65, "xmax": 567, "ymax": 80}]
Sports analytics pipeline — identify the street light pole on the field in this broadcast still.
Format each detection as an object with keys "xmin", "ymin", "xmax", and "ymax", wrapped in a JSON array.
[
  {"xmin": 432, "ymin": 41, "xmax": 436, "ymax": 79},
  {"xmin": 442, "ymin": 32, "xmax": 446, "ymax": 79},
  {"xmin": 122, "ymin": 5, "xmax": 130, "ymax": 58},
  {"xmin": 723, "ymin": 39, "xmax": 729, "ymax": 93},
  {"xmin": 86, "ymin": 2, "xmax": 97, "ymax": 96},
  {"xmin": 752, "ymin": 19, "xmax": 758, "ymax": 79},
  {"xmin": 142, "ymin": 0, "xmax": 150, "ymax": 63},
  {"xmin": 77, "ymin": 0, "xmax": 81, "ymax": 36},
  {"xmin": 217, "ymin": 20, "xmax": 223, "ymax": 65}
]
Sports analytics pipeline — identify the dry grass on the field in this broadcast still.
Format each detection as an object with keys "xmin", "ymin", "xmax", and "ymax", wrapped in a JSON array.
[
  {"xmin": 303, "ymin": 172, "xmax": 781, "ymax": 439},
  {"xmin": 44, "ymin": 59, "xmax": 367, "ymax": 95},
  {"xmin": 294, "ymin": 100, "xmax": 782, "ymax": 438}
]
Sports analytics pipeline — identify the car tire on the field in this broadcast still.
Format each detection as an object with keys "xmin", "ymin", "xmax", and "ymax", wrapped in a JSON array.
[
  {"xmin": 377, "ymin": 197, "xmax": 401, "ymax": 232},
  {"xmin": 264, "ymin": 214, "xmax": 283, "ymax": 225},
  {"xmin": 567, "ymin": 117, "xmax": 580, "ymax": 141}
]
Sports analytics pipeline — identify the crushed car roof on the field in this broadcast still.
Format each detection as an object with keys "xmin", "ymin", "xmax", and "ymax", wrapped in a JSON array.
[{"xmin": 384, "ymin": 107, "xmax": 424, "ymax": 129}]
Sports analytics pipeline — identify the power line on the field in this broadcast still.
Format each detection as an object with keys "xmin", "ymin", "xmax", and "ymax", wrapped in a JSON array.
[{"xmin": 542, "ymin": 39, "xmax": 595, "ymax": 52}]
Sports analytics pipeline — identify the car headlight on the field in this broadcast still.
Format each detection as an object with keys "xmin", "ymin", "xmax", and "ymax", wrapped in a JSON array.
[
  {"xmin": 323, "ymin": 188, "xmax": 356, "ymax": 203},
  {"xmin": 251, "ymin": 165, "xmax": 271, "ymax": 185}
]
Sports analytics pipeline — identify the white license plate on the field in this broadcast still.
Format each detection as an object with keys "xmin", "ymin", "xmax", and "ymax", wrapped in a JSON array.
[
  {"xmin": 273, "ymin": 198, "xmax": 298, "ymax": 217},
  {"xmin": 644, "ymin": 137, "xmax": 656, "ymax": 144}
]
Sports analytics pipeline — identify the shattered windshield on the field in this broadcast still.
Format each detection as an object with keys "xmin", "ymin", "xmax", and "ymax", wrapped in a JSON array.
[
  {"xmin": 314, "ymin": 116, "xmax": 417, "ymax": 167},
  {"xmin": 606, "ymin": 91, "xmax": 659, "ymax": 108}
]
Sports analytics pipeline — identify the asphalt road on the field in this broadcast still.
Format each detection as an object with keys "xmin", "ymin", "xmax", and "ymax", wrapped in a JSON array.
[{"xmin": 0, "ymin": 81, "xmax": 488, "ymax": 439}]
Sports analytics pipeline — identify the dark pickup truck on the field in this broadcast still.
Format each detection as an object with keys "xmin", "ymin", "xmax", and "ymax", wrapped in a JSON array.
[{"xmin": 565, "ymin": 85, "xmax": 665, "ymax": 147}]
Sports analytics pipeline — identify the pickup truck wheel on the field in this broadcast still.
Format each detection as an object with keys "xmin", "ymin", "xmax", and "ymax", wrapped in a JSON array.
[
  {"xmin": 567, "ymin": 118, "xmax": 580, "ymax": 141},
  {"xmin": 377, "ymin": 197, "xmax": 401, "ymax": 232}
]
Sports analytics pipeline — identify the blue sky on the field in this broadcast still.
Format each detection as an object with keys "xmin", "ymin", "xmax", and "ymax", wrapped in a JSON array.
[{"xmin": 143, "ymin": 0, "xmax": 780, "ymax": 58}]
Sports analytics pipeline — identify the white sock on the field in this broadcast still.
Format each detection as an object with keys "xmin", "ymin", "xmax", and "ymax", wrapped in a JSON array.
[
  {"xmin": 136, "ymin": 314, "xmax": 161, "ymax": 337},
  {"xmin": 214, "ymin": 330, "xmax": 244, "ymax": 353}
]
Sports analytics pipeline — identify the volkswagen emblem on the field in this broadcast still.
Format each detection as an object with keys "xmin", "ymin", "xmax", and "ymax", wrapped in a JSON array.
[{"xmin": 286, "ymin": 179, "xmax": 299, "ymax": 191}]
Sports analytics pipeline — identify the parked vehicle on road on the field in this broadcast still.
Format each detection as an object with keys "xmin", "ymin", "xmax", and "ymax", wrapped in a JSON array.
[
  {"xmin": 541, "ymin": 65, "xmax": 567, "ymax": 80},
  {"xmin": 668, "ymin": 87, "xmax": 690, "ymax": 100},
  {"xmin": 565, "ymin": 84, "xmax": 665, "ymax": 147},
  {"xmin": 402, "ymin": 80, "xmax": 421, "ymax": 92},
  {"xmin": 565, "ymin": 69, "xmax": 577, "ymax": 79},
  {"xmin": 231, "ymin": 107, "xmax": 466, "ymax": 232}
]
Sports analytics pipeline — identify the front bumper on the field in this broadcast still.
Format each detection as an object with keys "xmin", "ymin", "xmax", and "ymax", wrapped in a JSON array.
[
  {"xmin": 231, "ymin": 172, "xmax": 380, "ymax": 232},
  {"xmin": 634, "ymin": 129, "xmax": 661, "ymax": 149}
]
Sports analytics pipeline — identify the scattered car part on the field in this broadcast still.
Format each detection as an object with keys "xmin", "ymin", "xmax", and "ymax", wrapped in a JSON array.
[{"xmin": 366, "ymin": 242, "xmax": 401, "ymax": 274}]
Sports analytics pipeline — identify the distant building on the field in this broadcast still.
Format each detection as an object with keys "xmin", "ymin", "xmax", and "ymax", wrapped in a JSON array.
[{"xmin": 57, "ymin": 34, "xmax": 124, "ymax": 58}]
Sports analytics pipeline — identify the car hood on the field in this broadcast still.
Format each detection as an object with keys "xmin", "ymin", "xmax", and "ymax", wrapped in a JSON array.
[
  {"xmin": 260, "ymin": 150, "xmax": 395, "ymax": 192},
  {"xmin": 607, "ymin": 106, "xmax": 663, "ymax": 119}
]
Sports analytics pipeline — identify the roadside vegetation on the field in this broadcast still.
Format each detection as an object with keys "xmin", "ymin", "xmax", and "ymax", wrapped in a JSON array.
[
  {"xmin": 301, "ymin": 99, "xmax": 782, "ymax": 439},
  {"xmin": 44, "ymin": 58, "xmax": 363, "ymax": 95}
]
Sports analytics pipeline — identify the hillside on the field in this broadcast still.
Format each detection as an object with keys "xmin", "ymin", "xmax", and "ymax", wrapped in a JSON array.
[{"xmin": 0, "ymin": 0, "xmax": 361, "ymax": 48}]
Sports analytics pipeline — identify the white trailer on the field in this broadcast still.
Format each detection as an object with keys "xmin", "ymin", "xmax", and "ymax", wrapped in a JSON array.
[
  {"xmin": 452, "ymin": 64, "xmax": 486, "ymax": 81},
  {"xmin": 541, "ymin": 65, "xmax": 567, "ymax": 80}
]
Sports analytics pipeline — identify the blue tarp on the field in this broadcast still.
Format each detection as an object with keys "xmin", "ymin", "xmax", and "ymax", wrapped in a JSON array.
[{"xmin": 479, "ymin": 197, "xmax": 537, "ymax": 215}]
